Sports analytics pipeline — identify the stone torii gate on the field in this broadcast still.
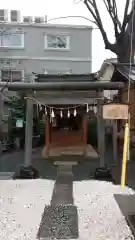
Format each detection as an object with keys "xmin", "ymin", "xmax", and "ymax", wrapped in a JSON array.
[{"xmin": 0, "ymin": 79, "xmax": 124, "ymax": 169}]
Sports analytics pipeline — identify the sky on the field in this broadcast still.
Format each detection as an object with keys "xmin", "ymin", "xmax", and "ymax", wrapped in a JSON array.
[{"xmin": 0, "ymin": 0, "xmax": 129, "ymax": 72}]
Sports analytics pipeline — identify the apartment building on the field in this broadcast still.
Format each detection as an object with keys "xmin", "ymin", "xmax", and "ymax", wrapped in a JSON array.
[{"xmin": 0, "ymin": 9, "xmax": 92, "ymax": 84}]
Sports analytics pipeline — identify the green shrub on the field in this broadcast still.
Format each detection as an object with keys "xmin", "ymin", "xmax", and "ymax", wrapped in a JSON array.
[{"xmin": 38, "ymin": 120, "xmax": 45, "ymax": 135}]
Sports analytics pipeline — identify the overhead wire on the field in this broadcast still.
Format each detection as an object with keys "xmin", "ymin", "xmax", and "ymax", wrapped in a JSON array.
[
  {"xmin": 73, "ymin": 0, "xmax": 83, "ymax": 4},
  {"xmin": 47, "ymin": 15, "xmax": 97, "ymax": 27}
]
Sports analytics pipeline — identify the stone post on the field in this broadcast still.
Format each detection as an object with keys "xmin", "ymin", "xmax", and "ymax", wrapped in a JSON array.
[
  {"xmin": 97, "ymin": 90, "xmax": 105, "ymax": 167},
  {"xmin": 112, "ymin": 120, "xmax": 118, "ymax": 164},
  {"xmin": 24, "ymin": 94, "xmax": 33, "ymax": 165}
]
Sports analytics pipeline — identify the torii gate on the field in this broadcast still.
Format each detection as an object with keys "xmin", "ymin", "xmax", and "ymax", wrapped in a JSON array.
[{"xmin": 0, "ymin": 80, "xmax": 124, "ymax": 168}]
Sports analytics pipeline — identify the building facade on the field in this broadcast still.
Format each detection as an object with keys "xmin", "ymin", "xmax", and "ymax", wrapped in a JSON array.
[{"xmin": 0, "ymin": 10, "xmax": 92, "ymax": 84}]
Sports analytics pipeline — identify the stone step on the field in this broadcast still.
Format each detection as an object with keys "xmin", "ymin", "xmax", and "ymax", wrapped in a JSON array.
[
  {"xmin": 0, "ymin": 172, "xmax": 15, "ymax": 180},
  {"xmin": 54, "ymin": 161, "xmax": 78, "ymax": 166}
]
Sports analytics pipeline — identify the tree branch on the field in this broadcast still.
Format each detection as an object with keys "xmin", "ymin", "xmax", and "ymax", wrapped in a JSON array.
[
  {"xmin": 103, "ymin": 0, "xmax": 118, "ymax": 36},
  {"xmin": 92, "ymin": 0, "xmax": 103, "ymax": 26},
  {"xmin": 84, "ymin": 0, "xmax": 100, "ymax": 25},
  {"xmin": 84, "ymin": 0, "xmax": 117, "ymax": 53},
  {"xmin": 111, "ymin": 0, "xmax": 122, "ymax": 31},
  {"xmin": 121, "ymin": 0, "xmax": 130, "ymax": 34},
  {"xmin": 102, "ymin": 0, "xmax": 121, "ymax": 38}
]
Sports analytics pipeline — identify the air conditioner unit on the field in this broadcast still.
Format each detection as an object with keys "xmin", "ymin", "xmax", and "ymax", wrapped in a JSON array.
[
  {"xmin": 0, "ymin": 9, "xmax": 8, "ymax": 22},
  {"xmin": 34, "ymin": 16, "xmax": 44, "ymax": 23},
  {"xmin": 10, "ymin": 10, "xmax": 20, "ymax": 22},
  {"xmin": 23, "ymin": 16, "xmax": 33, "ymax": 23}
]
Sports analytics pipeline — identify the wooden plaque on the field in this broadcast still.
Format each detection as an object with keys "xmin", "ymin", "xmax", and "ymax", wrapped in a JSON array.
[{"xmin": 102, "ymin": 103, "xmax": 128, "ymax": 120}]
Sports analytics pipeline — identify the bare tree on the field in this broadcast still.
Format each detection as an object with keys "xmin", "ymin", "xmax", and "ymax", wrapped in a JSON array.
[{"xmin": 84, "ymin": 0, "xmax": 135, "ymax": 63}]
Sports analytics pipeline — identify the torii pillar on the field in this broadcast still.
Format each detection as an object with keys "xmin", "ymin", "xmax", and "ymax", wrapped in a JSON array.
[
  {"xmin": 97, "ymin": 90, "xmax": 105, "ymax": 167},
  {"xmin": 24, "ymin": 93, "xmax": 33, "ymax": 165}
]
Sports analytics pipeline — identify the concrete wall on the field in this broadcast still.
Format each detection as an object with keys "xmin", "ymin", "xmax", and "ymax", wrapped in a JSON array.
[{"xmin": 0, "ymin": 23, "xmax": 92, "ymax": 77}]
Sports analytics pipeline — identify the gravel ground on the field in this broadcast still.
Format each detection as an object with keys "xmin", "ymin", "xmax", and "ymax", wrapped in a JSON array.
[
  {"xmin": 74, "ymin": 180, "xmax": 135, "ymax": 240},
  {"xmin": 0, "ymin": 179, "xmax": 55, "ymax": 240},
  {"xmin": 0, "ymin": 179, "xmax": 135, "ymax": 240}
]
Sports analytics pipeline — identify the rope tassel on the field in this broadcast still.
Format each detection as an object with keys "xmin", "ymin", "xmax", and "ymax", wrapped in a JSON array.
[
  {"xmin": 60, "ymin": 109, "xmax": 63, "ymax": 118},
  {"xmin": 39, "ymin": 104, "xmax": 42, "ymax": 111},
  {"xmin": 67, "ymin": 109, "xmax": 70, "ymax": 118},
  {"xmin": 86, "ymin": 104, "xmax": 89, "ymax": 113},
  {"xmin": 45, "ymin": 106, "xmax": 47, "ymax": 115},
  {"xmin": 51, "ymin": 108, "xmax": 55, "ymax": 118},
  {"xmin": 74, "ymin": 108, "xmax": 77, "ymax": 117}
]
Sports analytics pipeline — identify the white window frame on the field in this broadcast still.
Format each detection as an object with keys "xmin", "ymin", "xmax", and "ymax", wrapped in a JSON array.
[
  {"xmin": 0, "ymin": 31, "xmax": 24, "ymax": 49},
  {"xmin": 44, "ymin": 33, "xmax": 70, "ymax": 51},
  {"xmin": 0, "ymin": 69, "xmax": 24, "ymax": 82}
]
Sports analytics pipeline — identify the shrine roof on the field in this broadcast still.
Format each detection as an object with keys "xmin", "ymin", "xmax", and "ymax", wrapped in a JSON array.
[
  {"xmin": 34, "ymin": 72, "xmax": 98, "ymax": 82},
  {"xmin": 98, "ymin": 60, "xmax": 135, "ymax": 83}
]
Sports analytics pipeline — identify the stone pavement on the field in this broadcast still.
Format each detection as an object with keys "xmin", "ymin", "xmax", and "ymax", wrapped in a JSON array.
[
  {"xmin": 0, "ymin": 143, "xmax": 111, "ymax": 180},
  {"xmin": 0, "ymin": 144, "xmax": 135, "ymax": 190},
  {"xmin": 0, "ymin": 150, "xmax": 57, "ymax": 180}
]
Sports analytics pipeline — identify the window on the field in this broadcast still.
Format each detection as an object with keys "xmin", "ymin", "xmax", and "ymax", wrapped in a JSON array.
[
  {"xmin": 44, "ymin": 34, "xmax": 70, "ymax": 50},
  {"xmin": 1, "ymin": 69, "xmax": 24, "ymax": 82},
  {"xmin": 0, "ymin": 32, "xmax": 24, "ymax": 48}
]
